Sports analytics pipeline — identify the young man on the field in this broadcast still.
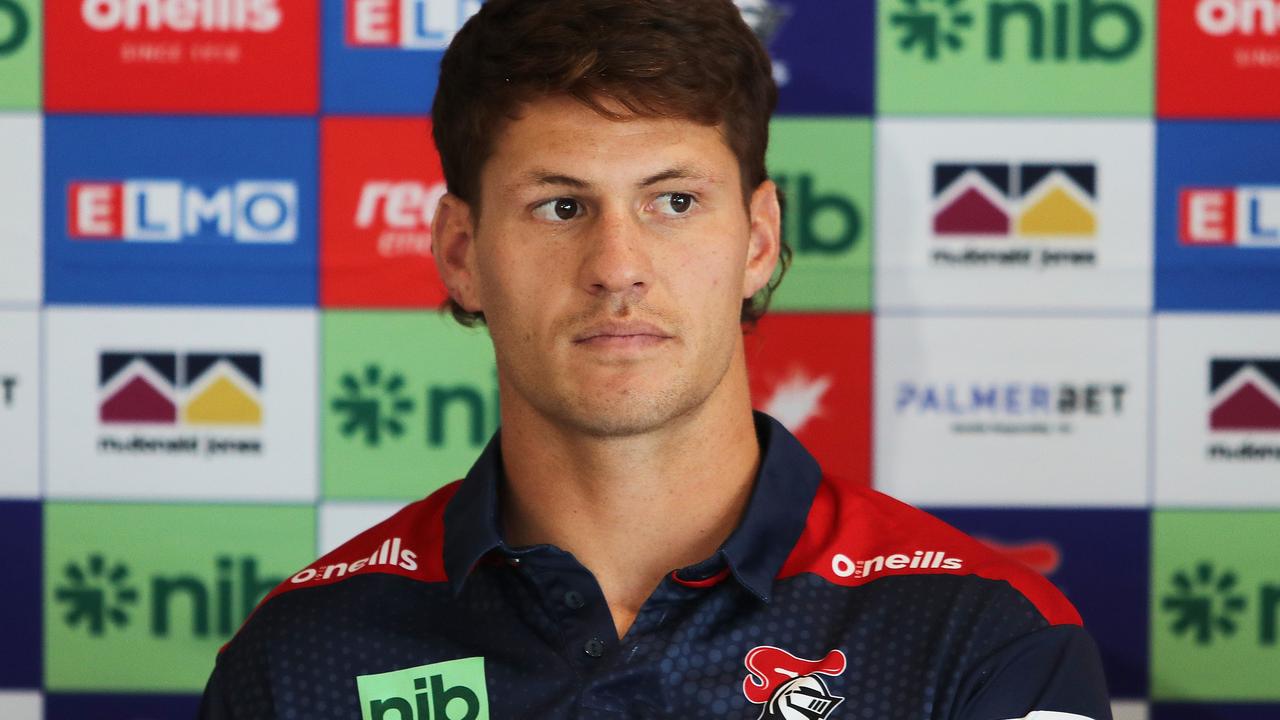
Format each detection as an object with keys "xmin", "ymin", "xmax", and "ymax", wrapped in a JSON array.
[{"xmin": 200, "ymin": 1, "xmax": 1113, "ymax": 718}]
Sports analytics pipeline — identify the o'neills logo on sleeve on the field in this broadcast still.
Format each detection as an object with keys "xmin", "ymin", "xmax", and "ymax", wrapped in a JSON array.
[
  {"xmin": 290, "ymin": 537, "xmax": 418, "ymax": 585},
  {"xmin": 830, "ymin": 549, "xmax": 963, "ymax": 580}
]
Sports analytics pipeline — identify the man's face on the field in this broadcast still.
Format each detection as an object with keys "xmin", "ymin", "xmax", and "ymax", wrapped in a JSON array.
[{"xmin": 440, "ymin": 95, "xmax": 779, "ymax": 437}]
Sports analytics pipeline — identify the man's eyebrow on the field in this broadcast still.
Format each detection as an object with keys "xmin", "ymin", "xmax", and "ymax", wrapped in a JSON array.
[
  {"xmin": 509, "ymin": 171, "xmax": 590, "ymax": 192},
  {"xmin": 638, "ymin": 166, "xmax": 718, "ymax": 188}
]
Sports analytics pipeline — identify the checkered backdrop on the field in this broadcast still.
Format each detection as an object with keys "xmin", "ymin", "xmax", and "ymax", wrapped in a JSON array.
[{"xmin": 2, "ymin": 1, "xmax": 1280, "ymax": 718}]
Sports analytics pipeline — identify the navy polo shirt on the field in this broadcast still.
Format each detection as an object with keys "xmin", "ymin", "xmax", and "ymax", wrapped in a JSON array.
[{"xmin": 200, "ymin": 412, "xmax": 1112, "ymax": 719}]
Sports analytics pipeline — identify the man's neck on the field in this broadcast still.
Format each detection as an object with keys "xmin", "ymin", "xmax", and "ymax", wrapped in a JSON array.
[{"xmin": 497, "ymin": 354, "xmax": 761, "ymax": 640}]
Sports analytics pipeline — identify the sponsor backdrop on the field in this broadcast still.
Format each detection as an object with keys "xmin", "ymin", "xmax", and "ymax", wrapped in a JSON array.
[{"xmin": 1, "ymin": 0, "xmax": 1278, "ymax": 717}]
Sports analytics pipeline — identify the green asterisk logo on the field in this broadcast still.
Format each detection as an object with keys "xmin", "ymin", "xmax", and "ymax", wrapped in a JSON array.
[
  {"xmin": 55, "ymin": 554, "xmax": 139, "ymax": 636},
  {"xmin": 332, "ymin": 364, "xmax": 416, "ymax": 447},
  {"xmin": 1162, "ymin": 562, "xmax": 1248, "ymax": 645},
  {"xmin": 890, "ymin": 0, "xmax": 974, "ymax": 60}
]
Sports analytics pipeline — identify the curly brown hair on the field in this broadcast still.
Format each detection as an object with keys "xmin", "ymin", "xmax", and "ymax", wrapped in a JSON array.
[{"xmin": 431, "ymin": 0, "xmax": 791, "ymax": 327}]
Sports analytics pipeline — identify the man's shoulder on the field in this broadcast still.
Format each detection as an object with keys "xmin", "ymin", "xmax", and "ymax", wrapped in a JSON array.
[
  {"xmin": 240, "ymin": 481, "xmax": 461, "ymax": 626},
  {"xmin": 779, "ymin": 477, "xmax": 1082, "ymax": 627}
]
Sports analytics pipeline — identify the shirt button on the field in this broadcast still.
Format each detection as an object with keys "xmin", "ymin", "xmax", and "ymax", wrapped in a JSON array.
[
  {"xmin": 583, "ymin": 637, "xmax": 605, "ymax": 658},
  {"xmin": 563, "ymin": 590, "xmax": 585, "ymax": 610}
]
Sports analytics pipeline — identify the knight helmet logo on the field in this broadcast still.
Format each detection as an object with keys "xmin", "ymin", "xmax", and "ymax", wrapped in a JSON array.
[{"xmin": 743, "ymin": 646, "xmax": 847, "ymax": 720}]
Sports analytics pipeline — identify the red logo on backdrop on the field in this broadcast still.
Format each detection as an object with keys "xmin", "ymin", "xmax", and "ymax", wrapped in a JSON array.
[
  {"xmin": 976, "ymin": 537, "xmax": 1063, "ymax": 575},
  {"xmin": 321, "ymin": 117, "xmax": 450, "ymax": 308},
  {"xmin": 1158, "ymin": 0, "xmax": 1280, "ymax": 117},
  {"xmin": 45, "ymin": 0, "xmax": 318, "ymax": 113},
  {"xmin": 745, "ymin": 314, "xmax": 871, "ymax": 487},
  {"xmin": 742, "ymin": 646, "xmax": 846, "ymax": 720}
]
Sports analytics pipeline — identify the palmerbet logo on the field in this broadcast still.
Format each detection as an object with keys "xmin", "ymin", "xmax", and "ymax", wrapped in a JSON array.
[
  {"xmin": 332, "ymin": 364, "xmax": 498, "ymax": 449},
  {"xmin": 0, "ymin": 0, "xmax": 30, "ymax": 56},
  {"xmin": 896, "ymin": 380, "xmax": 1127, "ymax": 435},
  {"xmin": 54, "ymin": 553, "xmax": 280, "ymax": 638},
  {"xmin": 1162, "ymin": 562, "xmax": 1280, "ymax": 646},
  {"xmin": 773, "ymin": 173, "xmax": 862, "ymax": 256},
  {"xmin": 889, "ymin": 0, "xmax": 1143, "ymax": 62},
  {"xmin": 69, "ymin": 179, "xmax": 298, "ymax": 243},
  {"xmin": 346, "ymin": 0, "xmax": 479, "ymax": 49}
]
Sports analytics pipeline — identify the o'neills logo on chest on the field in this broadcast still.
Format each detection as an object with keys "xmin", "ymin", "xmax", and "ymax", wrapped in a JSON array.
[
  {"xmin": 830, "ymin": 549, "xmax": 963, "ymax": 580},
  {"xmin": 289, "ymin": 537, "xmax": 418, "ymax": 585},
  {"xmin": 743, "ymin": 646, "xmax": 846, "ymax": 720}
]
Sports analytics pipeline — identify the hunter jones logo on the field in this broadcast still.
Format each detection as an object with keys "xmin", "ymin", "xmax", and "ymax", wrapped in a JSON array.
[
  {"xmin": 1163, "ymin": 561, "xmax": 1280, "ymax": 646},
  {"xmin": 69, "ymin": 180, "xmax": 298, "ymax": 243},
  {"xmin": 55, "ymin": 552, "xmax": 280, "ymax": 638},
  {"xmin": 1207, "ymin": 359, "xmax": 1280, "ymax": 461},
  {"xmin": 1181, "ymin": 186, "xmax": 1280, "ymax": 246},
  {"xmin": 0, "ymin": 0, "xmax": 30, "ymax": 57},
  {"xmin": 346, "ymin": 0, "xmax": 478, "ymax": 49},
  {"xmin": 98, "ymin": 351, "xmax": 264, "ymax": 456},
  {"xmin": 896, "ymin": 380, "xmax": 1126, "ymax": 435},
  {"xmin": 890, "ymin": 0, "xmax": 1142, "ymax": 61},
  {"xmin": 932, "ymin": 163, "xmax": 1098, "ymax": 268},
  {"xmin": 356, "ymin": 180, "xmax": 445, "ymax": 258},
  {"xmin": 334, "ymin": 364, "xmax": 497, "ymax": 449},
  {"xmin": 1196, "ymin": 0, "xmax": 1280, "ymax": 68},
  {"xmin": 80, "ymin": 0, "xmax": 283, "ymax": 63}
]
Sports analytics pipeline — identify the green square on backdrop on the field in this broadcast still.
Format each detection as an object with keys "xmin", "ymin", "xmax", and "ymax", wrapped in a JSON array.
[
  {"xmin": 1151, "ymin": 511, "xmax": 1280, "ymax": 701},
  {"xmin": 0, "ymin": 0, "xmax": 40, "ymax": 108},
  {"xmin": 877, "ymin": 0, "xmax": 1154, "ymax": 115},
  {"xmin": 767, "ymin": 118, "xmax": 873, "ymax": 311},
  {"xmin": 44, "ymin": 503, "xmax": 316, "ymax": 691},
  {"xmin": 324, "ymin": 311, "xmax": 497, "ymax": 500}
]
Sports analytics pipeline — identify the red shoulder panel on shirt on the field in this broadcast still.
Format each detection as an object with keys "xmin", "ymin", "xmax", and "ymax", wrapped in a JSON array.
[
  {"xmin": 222, "ymin": 481, "xmax": 459, "ymax": 652},
  {"xmin": 779, "ymin": 479, "xmax": 1082, "ymax": 627}
]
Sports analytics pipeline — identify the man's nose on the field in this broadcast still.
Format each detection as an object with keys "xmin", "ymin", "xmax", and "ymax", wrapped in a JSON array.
[{"xmin": 578, "ymin": 207, "xmax": 652, "ymax": 299}]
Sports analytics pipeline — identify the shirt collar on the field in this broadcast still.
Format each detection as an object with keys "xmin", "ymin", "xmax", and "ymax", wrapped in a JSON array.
[{"xmin": 442, "ymin": 411, "xmax": 824, "ymax": 602}]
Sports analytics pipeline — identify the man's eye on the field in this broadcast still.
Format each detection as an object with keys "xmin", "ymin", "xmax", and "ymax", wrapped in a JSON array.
[
  {"xmin": 656, "ymin": 192, "xmax": 695, "ymax": 216},
  {"xmin": 533, "ymin": 198, "xmax": 581, "ymax": 221}
]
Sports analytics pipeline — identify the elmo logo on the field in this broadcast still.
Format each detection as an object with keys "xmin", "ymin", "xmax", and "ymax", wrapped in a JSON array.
[{"xmin": 743, "ymin": 646, "xmax": 846, "ymax": 720}]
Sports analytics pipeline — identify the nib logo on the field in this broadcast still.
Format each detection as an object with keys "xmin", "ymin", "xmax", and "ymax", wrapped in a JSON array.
[
  {"xmin": 331, "ymin": 363, "xmax": 498, "ymax": 450},
  {"xmin": 1163, "ymin": 562, "xmax": 1248, "ymax": 645},
  {"xmin": 332, "ymin": 365, "xmax": 416, "ymax": 447},
  {"xmin": 0, "ymin": 0, "xmax": 30, "ymax": 56},
  {"xmin": 1210, "ymin": 359, "xmax": 1280, "ymax": 432},
  {"xmin": 54, "ymin": 554, "xmax": 139, "ymax": 636},
  {"xmin": 761, "ymin": 371, "xmax": 832, "ymax": 436},
  {"xmin": 55, "ymin": 554, "xmax": 282, "ymax": 639},
  {"xmin": 890, "ymin": 0, "xmax": 1143, "ymax": 62},
  {"xmin": 890, "ymin": 0, "xmax": 974, "ymax": 60},
  {"xmin": 934, "ymin": 163, "xmax": 1097, "ymax": 238}
]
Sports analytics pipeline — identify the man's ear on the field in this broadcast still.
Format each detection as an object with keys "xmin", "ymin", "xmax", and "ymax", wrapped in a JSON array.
[
  {"xmin": 742, "ymin": 179, "xmax": 783, "ymax": 300},
  {"xmin": 431, "ymin": 193, "xmax": 483, "ymax": 313}
]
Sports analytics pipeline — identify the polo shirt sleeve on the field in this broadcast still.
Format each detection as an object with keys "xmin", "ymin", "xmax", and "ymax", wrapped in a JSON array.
[
  {"xmin": 953, "ymin": 624, "xmax": 1113, "ymax": 720},
  {"xmin": 197, "ymin": 660, "xmax": 239, "ymax": 720}
]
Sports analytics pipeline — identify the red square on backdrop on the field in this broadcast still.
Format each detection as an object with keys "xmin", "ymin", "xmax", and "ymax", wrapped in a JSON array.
[
  {"xmin": 1158, "ymin": 0, "xmax": 1280, "ymax": 117},
  {"xmin": 45, "ymin": 1, "xmax": 318, "ymax": 113},
  {"xmin": 746, "ymin": 313, "xmax": 872, "ymax": 487},
  {"xmin": 321, "ymin": 117, "xmax": 450, "ymax": 308}
]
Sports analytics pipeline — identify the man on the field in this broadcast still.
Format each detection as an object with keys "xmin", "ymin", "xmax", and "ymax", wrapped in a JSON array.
[{"xmin": 200, "ymin": 1, "xmax": 1113, "ymax": 718}]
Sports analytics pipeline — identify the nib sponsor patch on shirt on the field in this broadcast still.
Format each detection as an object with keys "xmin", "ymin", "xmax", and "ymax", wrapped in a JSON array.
[{"xmin": 356, "ymin": 657, "xmax": 489, "ymax": 720}]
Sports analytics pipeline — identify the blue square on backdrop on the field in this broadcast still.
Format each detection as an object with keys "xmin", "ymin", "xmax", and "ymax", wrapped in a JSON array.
[
  {"xmin": 0, "ymin": 501, "xmax": 40, "ymax": 688},
  {"xmin": 926, "ymin": 508, "xmax": 1149, "ymax": 699},
  {"xmin": 323, "ymin": 0, "xmax": 478, "ymax": 114},
  {"xmin": 1155, "ymin": 121, "xmax": 1280, "ymax": 311},
  {"xmin": 322, "ymin": 1, "xmax": 874, "ymax": 116},
  {"xmin": 747, "ymin": 0, "xmax": 874, "ymax": 115},
  {"xmin": 44, "ymin": 116, "xmax": 318, "ymax": 306},
  {"xmin": 45, "ymin": 693, "xmax": 201, "ymax": 719}
]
